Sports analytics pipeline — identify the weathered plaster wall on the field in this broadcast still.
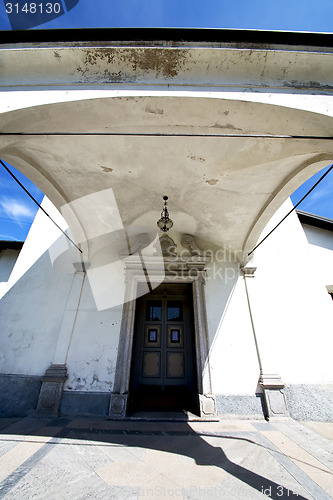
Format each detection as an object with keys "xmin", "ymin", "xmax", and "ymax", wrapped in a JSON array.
[
  {"xmin": 205, "ymin": 259, "xmax": 260, "ymax": 398},
  {"xmin": 1, "ymin": 92, "xmax": 332, "ymax": 261},
  {"xmin": 248, "ymin": 199, "xmax": 333, "ymax": 385},
  {"xmin": 63, "ymin": 276, "xmax": 123, "ymax": 394},
  {"xmin": 0, "ymin": 249, "xmax": 73, "ymax": 376},
  {"xmin": 0, "ymin": 197, "xmax": 125, "ymax": 413},
  {"xmin": 207, "ymin": 198, "xmax": 333, "ymax": 400},
  {"xmin": 1, "ymin": 195, "xmax": 332, "ymax": 418},
  {"xmin": 0, "ymin": 197, "xmax": 74, "ymax": 375},
  {"xmin": 205, "ymin": 198, "xmax": 333, "ymax": 419}
]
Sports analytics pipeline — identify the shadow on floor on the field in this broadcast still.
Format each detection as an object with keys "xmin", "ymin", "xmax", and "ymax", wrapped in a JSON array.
[{"xmin": 0, "ymin": 417, "xmax": 326, "ymax": 500}]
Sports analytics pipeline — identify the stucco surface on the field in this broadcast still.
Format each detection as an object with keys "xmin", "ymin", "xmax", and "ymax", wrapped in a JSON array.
[
  {"xmin": 0, "ymin": 251, "xmax": 73, "ymax": 376},
  {"xmin": 64, "ymin": 277, "xmax": 123, "ymax": 393},
  {"xmin": 249, "ymin": 201, "xmax": 333, "ymax": 384},
  {"xmin": 0, "ymin": 95, "xmax": 332, "ymax": 260}
]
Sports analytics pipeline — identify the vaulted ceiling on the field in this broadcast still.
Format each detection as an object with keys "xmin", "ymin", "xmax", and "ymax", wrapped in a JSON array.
[{"xmin": 1, "ymin": 39, "xmax": 332, "ymax": 263}]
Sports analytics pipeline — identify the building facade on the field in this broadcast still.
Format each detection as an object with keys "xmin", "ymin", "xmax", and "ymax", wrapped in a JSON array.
[{"xmin": 0, "ymin": 29, "xmax": 332, "ymax": 420}]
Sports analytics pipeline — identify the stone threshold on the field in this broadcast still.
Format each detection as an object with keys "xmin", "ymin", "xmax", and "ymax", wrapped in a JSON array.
[{"xmin": 109, "ymin": 411, "xmax": 220, "ymax": 422}]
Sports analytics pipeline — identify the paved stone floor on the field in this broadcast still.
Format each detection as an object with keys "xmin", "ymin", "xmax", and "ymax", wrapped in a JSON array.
[{"xmin": 0, "ymin": 417, "xmax": 332, "ymax": 500}]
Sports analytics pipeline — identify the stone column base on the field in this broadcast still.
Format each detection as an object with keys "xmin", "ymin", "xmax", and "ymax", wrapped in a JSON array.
[
  {"xmin": 35, "ymin": 364, "xmax": 67, "ymax": 418},
  {"xmin": 260, "ymin": 374, "xmax": 290, "ymax": 420},
  {"xmin": 107, "ymin": 393, "xmax": 129, "ymax": 419},
  {"xmin": 199, "ymin": 393, "xmax": 217, "ymax": 417}
]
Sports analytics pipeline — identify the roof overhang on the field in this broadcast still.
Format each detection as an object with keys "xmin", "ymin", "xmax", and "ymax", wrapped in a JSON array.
[{"xmin": 296, "ymin": 210, "xmax": 333, "ymax": 232}]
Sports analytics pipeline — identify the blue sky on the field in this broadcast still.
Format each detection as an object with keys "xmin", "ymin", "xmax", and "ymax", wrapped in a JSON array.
[
  {"xmin": 0, "ymin": 162, "xmax": 43, "ymax": 241},
  {"xmin": 1, "ymin": 0, "xmax": 333, "ymax": 31},
  {"xmin": 290, "ymin": 165, "xmax": 333, "ymax": 218},
  {"xmin": 0, "ymin": 1, "xmax": 332, "ymax": 240}
]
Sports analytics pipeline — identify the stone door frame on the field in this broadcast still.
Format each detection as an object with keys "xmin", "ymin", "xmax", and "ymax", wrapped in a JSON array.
[{"xmin": 108, "ymin": 254, "xmax": 216, "ymax": 418}]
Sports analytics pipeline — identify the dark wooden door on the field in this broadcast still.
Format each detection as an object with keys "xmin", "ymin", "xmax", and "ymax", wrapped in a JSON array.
[{"xmin": 130, "ymin": 283, "xmax": 197, "ymax": 412}]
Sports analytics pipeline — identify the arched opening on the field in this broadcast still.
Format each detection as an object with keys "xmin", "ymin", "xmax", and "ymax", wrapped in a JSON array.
[
  {"xmin": 1, "ymin": 93, "xmax": 332, "ymax": 420},
  {"xmin": 291, "ymin": 164, "xmax": 333, "ymax": 219},
  {"xmin": 0, "ymin": 160, "xmax": 43, "ymax": 242}
]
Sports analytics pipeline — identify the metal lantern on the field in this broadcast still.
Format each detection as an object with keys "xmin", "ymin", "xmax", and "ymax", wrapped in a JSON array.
[{"xmin": 157, "ymin": 196, "xmax": 173, "ymax": 232}]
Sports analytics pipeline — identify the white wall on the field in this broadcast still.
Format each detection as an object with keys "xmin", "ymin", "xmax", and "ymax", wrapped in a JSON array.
[
  {"xmin": 63, "ymin": 276, "xmax": 123, "ymax": 393},
  {"xmin": 207, "ymin": 199, "xmax": 333, "ymax": 397},
  {"xmin": 0, "ymin": 198, "xmax": 123, "ymax": 385},
  {"xmin": 247, "ymin": 199, "xmax": 333, "ymax": 385},
  {"xmin": 1, "ymin": 195, "xmax": 332, "ymax": 394},
  {"xmin": 0, "ymin": 250, "xmax": 74, "ymax": 375},
  {"xmin": 207, "ymin": 268, "xmax": 261, "ymax": 396},
  {"xmin": 0, "ymin": 197, "xmax": 74, "ymax": 375}
]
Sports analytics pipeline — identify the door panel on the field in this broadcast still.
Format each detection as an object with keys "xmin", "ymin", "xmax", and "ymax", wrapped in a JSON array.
[
  {"xmin": 167, "ymin": 352, "xmax": 185, "ymax": 378},
  {"xmin": 142, "ymin": 352, "xmax": 161, "ymax": 378}
]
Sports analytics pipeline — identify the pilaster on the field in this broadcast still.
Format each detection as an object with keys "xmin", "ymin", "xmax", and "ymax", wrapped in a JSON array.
[
  {"xmin": 241, "ymin": 266, "xmax": 290, "ymax": 420},
  {"xmin": 108, "ymin": 394, "xmax": 129, "ymax": 419},
  {"xmin": 36, "ymin": 264, "xmax": 86, "ymax": 418},
  {"xmin": 259, "ymin": 374, "xmax": 289, "ymax": 420},
  {"xmin": 193, "ymin": 272, "xmax": 216, "ymax": 416},
  {"xmin": 35, "ymin": 364, "xmax": 68, "ymax": 418}
]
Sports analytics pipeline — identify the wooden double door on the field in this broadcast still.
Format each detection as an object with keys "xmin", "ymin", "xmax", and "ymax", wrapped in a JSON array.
[{"xmin": 130, "ymin": 283, "xmax": 198, "ymax": 413}]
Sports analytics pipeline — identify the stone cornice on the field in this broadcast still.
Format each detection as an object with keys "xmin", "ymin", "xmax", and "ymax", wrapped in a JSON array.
[{"xmin": 1, "ymin": 40, "xmax": 332, "ymax": 92}]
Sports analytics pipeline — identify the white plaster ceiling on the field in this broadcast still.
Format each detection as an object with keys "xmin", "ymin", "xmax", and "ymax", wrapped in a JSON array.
[{"xmin": 1, "ymin": 95, "xmax": 332, "ymax": 263}]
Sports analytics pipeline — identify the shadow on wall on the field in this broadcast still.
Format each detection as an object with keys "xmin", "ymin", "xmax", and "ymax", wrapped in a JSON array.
[
  {"xmin": 0, "ymin": 249, "xmax": 73, "ymax": 416},
  {"xmin": 302, "ymin": 224, "xmax": 333, "ymax": 251},
  {"xmin": 204, "ymin": 259, "xmax": 239, "ymax": 346}
]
